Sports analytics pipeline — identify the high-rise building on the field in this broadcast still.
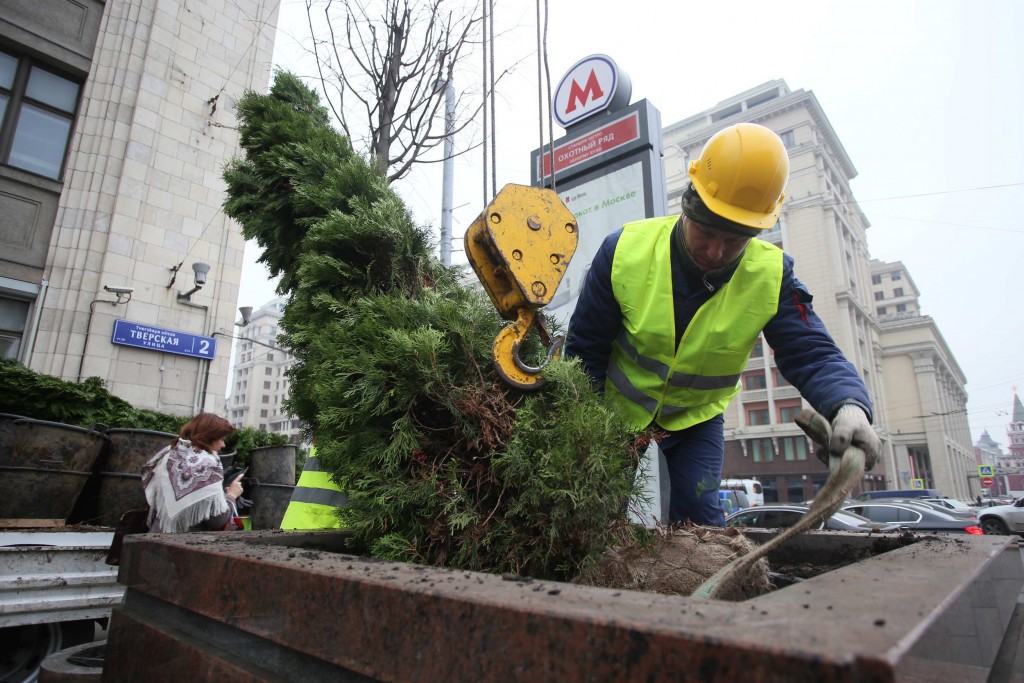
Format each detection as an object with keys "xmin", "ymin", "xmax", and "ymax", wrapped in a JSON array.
[
  {"xmin": 870, "ymin": 259, "xmax": 972, "ymax": 499},
  {"xmin": 226, "ymin": 296, "xmax": 302, "ymax": 442},
  {"xmin": 871, "ymin": 259, "xmax": 920, "ymax": 320},
  {"xmin": 662, "ymin": 80, "xmax": 890, "ymax": 502},
  {"xmin": 1, "ymin": 0, "xmax": 278, "ymax": 415}
]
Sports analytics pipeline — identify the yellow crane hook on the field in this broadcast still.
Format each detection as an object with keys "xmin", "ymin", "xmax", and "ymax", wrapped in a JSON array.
[{"xmin": 464, "ymin": 184, "xmax": 578, "ymax": 390}]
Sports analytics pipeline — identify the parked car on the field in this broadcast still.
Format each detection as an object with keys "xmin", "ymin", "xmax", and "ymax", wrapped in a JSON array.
[
  {"xmin": 724, "ymin": 505, "xmax": 899, "ymax": 532},
  {"xmin": 841, "ymin": 501, "xmax": 984, "ymax": 535},
  {"xmin": 918, "ymin": 497, "xmax": 979, "ymax": 518},
  {"xmin": 976, "ymin": 498, "xmax": 1024, "ymax": 536},
  {"xmin": 720, "ymin": 478, "xmax": 764, "ymax": 507},
  {"xmin": 885, "ymin": 497, "xmax": 976, "ymax": 520},
  {"xmin": 718, "ymin": 489, "xmax": 750, "ymax": 516},
  {"xmin": 854, "ymin": 488, "xmax": 942, "ymax": 501}
]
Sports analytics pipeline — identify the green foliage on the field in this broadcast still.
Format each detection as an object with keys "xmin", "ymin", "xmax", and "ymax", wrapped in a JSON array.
[
  {"xmin": 0, "ymin": 358, "xmax": 187, "ymax": 432},
  {"xmin": 225, "ymin": 427, "xmax": 290, "ymax": 469},
  {"xmin": 223, "ymin": 71, "xmax": 651, "ymax": 581}
]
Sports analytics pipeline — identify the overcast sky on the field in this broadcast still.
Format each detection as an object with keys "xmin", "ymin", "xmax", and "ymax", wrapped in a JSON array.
[{"xmin": 245, "ymin": 0, "xmax": 1024, "ymax": 447}]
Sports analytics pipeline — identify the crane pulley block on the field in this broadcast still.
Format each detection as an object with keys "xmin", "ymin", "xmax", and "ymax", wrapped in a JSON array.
[{"xmin": 465, "ymin": 184, "xmax": 578, "ymax": 390}]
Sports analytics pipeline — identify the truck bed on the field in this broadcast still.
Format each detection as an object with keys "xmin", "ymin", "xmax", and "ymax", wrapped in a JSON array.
[{"xmin": 0, "ymin": 528, "xmax": 123, "ymax": 628}]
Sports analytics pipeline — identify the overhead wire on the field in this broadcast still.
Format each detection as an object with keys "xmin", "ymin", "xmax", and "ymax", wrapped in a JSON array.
[
  {"xmin": 808, "ymin": 181, "xmax": 1024, "ymax": 235},
  {"xmin": 168, "ymin": 0, "xmax": 282, "ymax": 279}
]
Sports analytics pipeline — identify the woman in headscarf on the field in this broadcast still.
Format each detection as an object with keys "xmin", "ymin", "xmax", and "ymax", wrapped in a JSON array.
[{"xmin": 142, "ymin": 412, "xmax": 243, "ymax": 532}]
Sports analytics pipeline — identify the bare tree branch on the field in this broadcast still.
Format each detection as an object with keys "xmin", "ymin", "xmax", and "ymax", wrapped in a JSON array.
[{"xmin": 303, "ymin": 0, "xmax": 491, "ymax": 182}]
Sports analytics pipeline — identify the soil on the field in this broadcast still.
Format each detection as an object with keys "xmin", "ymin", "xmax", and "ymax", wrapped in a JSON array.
[{"xmin": 769, "ymin": 531, "xmax": 919, "ymax": 583}]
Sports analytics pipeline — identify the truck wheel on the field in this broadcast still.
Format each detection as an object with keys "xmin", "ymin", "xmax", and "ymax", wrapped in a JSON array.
[
  {"xmin": 981, "ymin": 517, "xmax": 1010, "ymax": 535},
  {"xmin": 0, "ymin": 620, "xmax": 95, "ymax": 683}
]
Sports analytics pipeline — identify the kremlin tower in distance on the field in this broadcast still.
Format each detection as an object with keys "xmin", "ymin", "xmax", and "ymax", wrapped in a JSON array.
[{"xmin": 978, "ymin": 390, "xmax": 1024, "ymax": 498}]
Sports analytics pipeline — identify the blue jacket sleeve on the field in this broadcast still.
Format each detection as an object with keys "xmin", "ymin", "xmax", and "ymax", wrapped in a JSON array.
[
  {"xmin": 763, "ymin": 254, "xmax": 874, "ymax": 422},
  {"xmin": 563, "ymin": 230, "xmax": 623, "ymax": 391}
]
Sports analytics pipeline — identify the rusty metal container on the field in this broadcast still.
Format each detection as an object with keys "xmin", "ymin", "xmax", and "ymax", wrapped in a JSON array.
[
  {"xmin": 248, "ymin": 445, "xmax": 296, "ymax": 530},
  {"xmin": 93, "ymin": 429, "xmax": 176, "ymax": 527},
  {"xmin": 0, "ymin": 419, "xmax": 108, "ymax": 523},
  {"xmin": 102, "ymin": 529, "xmax": 1024, "ymax": 682},
  {"xmin": 0, "ymin": 412, "xmax": 26, "ymax": 460}
]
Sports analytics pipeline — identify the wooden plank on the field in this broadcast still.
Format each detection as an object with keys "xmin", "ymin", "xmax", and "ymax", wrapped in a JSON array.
[{"xmin": 0, "ymin": 519, "xmax": 65, "ymax": 529}]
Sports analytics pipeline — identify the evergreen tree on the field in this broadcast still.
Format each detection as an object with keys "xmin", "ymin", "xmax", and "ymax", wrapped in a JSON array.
[{"xmin": 223, "ymin": 71, "xmax": 650, "ymax": 581}]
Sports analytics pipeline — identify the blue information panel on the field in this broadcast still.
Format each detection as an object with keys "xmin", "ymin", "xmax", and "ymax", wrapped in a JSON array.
[{"xmin": 111, "ymin": 320, "xmax": 217, "ymax": 360}]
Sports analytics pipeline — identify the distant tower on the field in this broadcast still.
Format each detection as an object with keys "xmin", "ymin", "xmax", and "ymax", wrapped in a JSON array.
[{"xmin": 1008, "ymin": 388, "xmax": 1024, "ymax": 464}]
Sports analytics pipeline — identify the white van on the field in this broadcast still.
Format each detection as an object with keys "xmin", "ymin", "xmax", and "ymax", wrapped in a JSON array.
[{"xmin": 720, "ymin": 478, "xmax": 764, "ymax": 507}]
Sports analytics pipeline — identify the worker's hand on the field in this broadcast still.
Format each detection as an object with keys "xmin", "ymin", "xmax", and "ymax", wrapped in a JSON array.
[{"xmin": 830, "ymin": 405, "xmax": 881, "ymax": 471}]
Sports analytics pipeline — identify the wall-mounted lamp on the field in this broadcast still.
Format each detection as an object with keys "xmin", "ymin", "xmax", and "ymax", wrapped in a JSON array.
[
  {"xmin": 177, "ymin": 262, "xmax": 211, "ymax": 302},
  {"xmin": 237, "ymin": 306, "xmax": 253, "ymax": 327}
]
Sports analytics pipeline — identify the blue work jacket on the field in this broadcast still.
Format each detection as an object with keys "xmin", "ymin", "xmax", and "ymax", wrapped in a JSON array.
[{"xmin": 564, "ymin": 223, "xmax": 873, "ymax": 424}]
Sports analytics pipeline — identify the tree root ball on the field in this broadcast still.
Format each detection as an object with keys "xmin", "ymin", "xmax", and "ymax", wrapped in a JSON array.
[{"xmin": 575, "ymin": 526, "xmax": 773, "ymax": 601}]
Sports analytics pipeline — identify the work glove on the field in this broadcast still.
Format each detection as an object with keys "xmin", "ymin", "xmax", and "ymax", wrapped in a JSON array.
[{"xmin": 828, "ymin": 404, "xmax": 881, "ymax": 471}]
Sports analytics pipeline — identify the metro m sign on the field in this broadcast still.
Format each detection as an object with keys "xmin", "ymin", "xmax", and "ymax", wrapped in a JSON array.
[{"xmin": 553, "ymin": 54, "xmax": 631, "ymax": 129}]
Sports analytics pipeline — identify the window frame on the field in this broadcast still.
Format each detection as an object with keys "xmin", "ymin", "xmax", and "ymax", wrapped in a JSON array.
[{"xmin": 0, "ymin": 49, "xmax": 82, "ymax": 181}]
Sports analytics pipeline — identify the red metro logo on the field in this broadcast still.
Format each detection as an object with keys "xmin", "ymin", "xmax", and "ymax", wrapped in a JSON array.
[{"xmin": 553, "ymin": 55, "xmax": 625, "ymax": 128}]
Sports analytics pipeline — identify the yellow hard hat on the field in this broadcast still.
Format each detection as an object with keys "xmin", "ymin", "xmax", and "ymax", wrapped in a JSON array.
[{"xmin": 687, "ymin": 123, "xmax": 789, "ymax": 231}]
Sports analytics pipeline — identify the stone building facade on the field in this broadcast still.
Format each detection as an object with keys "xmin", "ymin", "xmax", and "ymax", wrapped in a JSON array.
[
  {"xmin": 871, "ymin": 259, "xmax": 974, "ymax": 500},
  {"xmin": 1, "ymin": 0, "xmax": 278, "ymax": 415}
]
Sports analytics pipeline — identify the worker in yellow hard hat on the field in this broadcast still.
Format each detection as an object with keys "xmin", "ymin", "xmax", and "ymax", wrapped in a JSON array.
[{"xmin": 565, "ymin": 122, "xmax": 881, "ymax": 526}]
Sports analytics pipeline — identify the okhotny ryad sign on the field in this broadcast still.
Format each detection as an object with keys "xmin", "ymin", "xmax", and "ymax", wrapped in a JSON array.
[{"xmin": 111, "ymin": 319, "xmax": 217, "ymax": 360}]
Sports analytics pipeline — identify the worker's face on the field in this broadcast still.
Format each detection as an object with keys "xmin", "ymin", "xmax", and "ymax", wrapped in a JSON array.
[{"xmin": 682, "ymin": 216, "xmax": 751, "ymax": 272}]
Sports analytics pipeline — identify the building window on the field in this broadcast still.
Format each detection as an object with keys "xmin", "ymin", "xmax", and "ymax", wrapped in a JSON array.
[
  {"xmin": 262, "ymin": 396, "xmax": 269, "ymax": 404},
  {"xmin": 773, "ymin": 370, "xmax": 789, "ymax": 387},
  {"xmin": 871, "ymin": 274, "xmax": 881, "ymax": 285},
  {"xmin": 267, "ymin": 353, "xmax": 274, "ymax": 361},
  {"xmin": 747, "ymin": 408, "xmax": 770, "ymax": 426},
  {"xmin": 260, "ymin": 409, "xmax": 268, "ymax": 417},
  {"xmin": 779, "ymin": 129, "xmax": 795, "ymax": 148},
  {"xmin": 744, "ymin": 373, "xmax": 767, "ymax": 390},
  {"xmin": 893, "ymin": 287, "xmax": 904, "ymax": 297},
  {"xmin": 780, "ymin": 436, "xmax": 808, "ymax": 461},
  {"xmin": 265, "ymin": 367, "xmax": 272, "ymax": 375},
  {"xmin": 264, "ymin": 381, "xmax": 271, "ymax": 389},
  {"xmin": 896, "ymin": 304, "xmax": 906, "ymax": 312},
  {"xmin": 873, "ymin": 291, "xmax": 884, "ymax": 301},
  {"xmin": 891, "ymin": 271, "xmax": 902, "ymax": 280},
  {"xmin": 0, "ymin": 295, "xmax": 32, "ymax": 360},
  {"xmin": 876, "ymin": 306, "xmax": 886, "ymax": 315},
  {"xmin": 0, "ymin": 50, "xmax": 81, "ymax": 179},
  {"xmin": 751, "ymin": 438, "xmax": 774, "ymax": 463},
  {"xmin": 750, "ymin": 338, "xmax": 764, "ymax": 358},
  {"xmin": 778, "ymin": 404, "xmax": 801, "ymax": 423}
]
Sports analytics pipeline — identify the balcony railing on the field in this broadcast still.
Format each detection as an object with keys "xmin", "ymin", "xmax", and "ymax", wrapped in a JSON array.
[{"xmin": 772, "ymin": 386, "xmax": 800, "ymax": 399}]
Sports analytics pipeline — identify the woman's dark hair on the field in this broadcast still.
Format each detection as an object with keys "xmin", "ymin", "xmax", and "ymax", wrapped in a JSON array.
[{"xmin": 176, "ymin": 412, "xmax": 235, "ymax": 453}]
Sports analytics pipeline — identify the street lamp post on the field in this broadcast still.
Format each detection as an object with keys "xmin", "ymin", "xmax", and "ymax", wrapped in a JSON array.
[{"xmin": 438, "ymin": 77, "xmax": 456, "ymax": 267}]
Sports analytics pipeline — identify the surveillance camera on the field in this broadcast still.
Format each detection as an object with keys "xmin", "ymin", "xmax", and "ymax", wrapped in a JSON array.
[{"xmin": 103, "ymin": 285, "xmax": 134, "ymax": 295}]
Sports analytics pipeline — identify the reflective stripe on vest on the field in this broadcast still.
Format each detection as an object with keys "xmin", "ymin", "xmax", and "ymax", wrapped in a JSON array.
[{"xmin": 606, "ymin": 216, "xmax": 782, "ymax": 431}]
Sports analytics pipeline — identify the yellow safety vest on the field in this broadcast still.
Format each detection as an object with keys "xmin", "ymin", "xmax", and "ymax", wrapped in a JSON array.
[
  {"xmin": 606, "ymin": 216, "xmax": 783, "ymax": 431},
  {"xmin": 279, "ymin": 448, "xmax": 348, "ymax": 529}
]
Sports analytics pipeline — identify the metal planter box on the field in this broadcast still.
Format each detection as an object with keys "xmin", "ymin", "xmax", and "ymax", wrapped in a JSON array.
[{"xmin": 103, "ymin": 530, "xmax": 1024, "ymax": 682}]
